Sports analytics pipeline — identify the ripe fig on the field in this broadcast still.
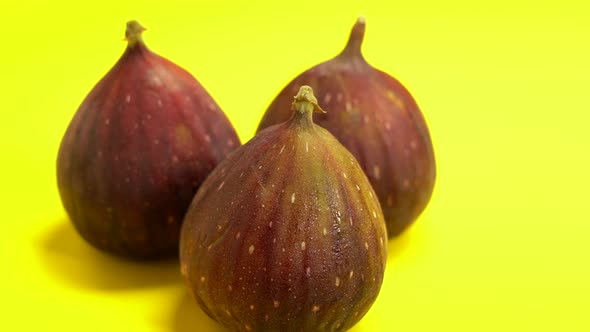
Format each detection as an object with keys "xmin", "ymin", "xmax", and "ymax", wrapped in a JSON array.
[
  {"xmin": 56, "ymin": 21, "xmax": 240, "ymax": 259},
  {"xmin": 257, "ymin": 17, "xmax": 436, "ymax": 237},
  {"xmin": 180, "ymin": 86, "xmax": 387, "ymax": 332}
]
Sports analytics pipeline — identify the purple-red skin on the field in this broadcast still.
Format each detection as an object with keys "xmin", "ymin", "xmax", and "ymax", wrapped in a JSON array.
[
  {"xmin": 56, "ymin": 21, "xmax": 240, "ymax": 259},
  {"xmin": 180, "ymin": 86, "xmax": 387, "ymax": 331},
  {"xmin": 257, "ymin": 18, "xmax": 436, "ymax": 237}
]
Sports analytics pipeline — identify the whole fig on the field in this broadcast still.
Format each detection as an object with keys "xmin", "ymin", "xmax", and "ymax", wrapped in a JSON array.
[
  {"xmin": 257, "ymin": 17, "xmax": 436, "ymax": 237},
  {"xmin": 180, "ymin": 86, "xmax": 387, "ymax": 331},
  {"xmin": 56, "ymin": 21, "xmax": 240, "ymax": 259}
]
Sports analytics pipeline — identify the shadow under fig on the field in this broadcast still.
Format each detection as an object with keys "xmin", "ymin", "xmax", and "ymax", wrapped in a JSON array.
[
  {"xmin": 172, "ymin": 290, "xmax": 228, "ymax": 332},
  {"xmin": 39, "ymin": 219, "xmax": 182, "ymax": 290},
  {"xmin": 387, "ymin": 226, "xmax": 414, "ymax": 260}
]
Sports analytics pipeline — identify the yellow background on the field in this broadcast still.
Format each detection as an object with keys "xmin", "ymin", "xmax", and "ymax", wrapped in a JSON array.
[{"xmin": 1, "ymin": 0, "xmax": 589, "ymax": 331}]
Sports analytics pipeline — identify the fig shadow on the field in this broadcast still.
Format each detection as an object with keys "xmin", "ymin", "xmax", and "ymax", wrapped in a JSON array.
[
  {"xmin": 387, "ymin": 226, "xmax": 413, "ymax": 260},
  {"xmin": 172, "ymin": 290, "xmax": 228, "ymax": 332},
  {"xmin": 39, "ymin": 219, "xmax": 182, "ymax": 291}
]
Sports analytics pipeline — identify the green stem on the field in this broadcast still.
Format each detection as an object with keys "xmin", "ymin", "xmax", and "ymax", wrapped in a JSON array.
[
  {"xmin": 293, "ymin": 85, "xmax": 325, "ymax": 113},
  {"xmin": 125, "ymin": 20, "xmax": 146, "ymax": 47}
]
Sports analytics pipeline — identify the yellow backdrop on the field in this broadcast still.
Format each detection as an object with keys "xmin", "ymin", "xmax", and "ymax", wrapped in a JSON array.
[{"xmin": 2, "ymin": 0, "xmax": 589, "ymax": 331}]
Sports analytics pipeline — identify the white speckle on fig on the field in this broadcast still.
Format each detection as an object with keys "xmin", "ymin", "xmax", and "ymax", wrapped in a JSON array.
[
  {"xmin": 373, "ymin": 165, "xmax": 381, "ymax": 179},
  {"xmin": 403, "ymin": 179, "xmax": 410, "ymax": 188},
  {"xmin": 387, "ymin": 194, "xmax": 394, "ymax": 206}
]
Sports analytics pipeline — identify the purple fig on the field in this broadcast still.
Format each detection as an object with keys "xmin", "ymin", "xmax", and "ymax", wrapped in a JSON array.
[
  {"xmin": 56, "ymin": 21, "xmax": 240, "ymax": 259},
  {"xmin": 257, "ymin": 17, "xmax": 436, "ymax": 237},
  {"xmin": 180, "ymin": 86, "xmax": 387, "ymax": 331}
]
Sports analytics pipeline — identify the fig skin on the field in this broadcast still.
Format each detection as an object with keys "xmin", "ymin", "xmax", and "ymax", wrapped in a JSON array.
[
  {"xmin": 257, "ymin": 17, "xmax": 436, "ymax": 237},
  {"xmin": 56, "ymin": 21, "xmax": 240, "ymax": 259},
  {"xmin": 180, "ymin": 86, "xmax": 387, "ymax": 331}
]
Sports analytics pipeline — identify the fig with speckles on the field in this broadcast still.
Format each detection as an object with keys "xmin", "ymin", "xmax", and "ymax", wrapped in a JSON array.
[
  {"xmin": 257, "ymin": 17, "xmax": 436, "ymax": 237},
  {"xmin": 180, "ymin": 86, "xmax": 387, "ymax": 331},
  {"xmin": 56, "ymin": 21, "xmax": 240, "ymax": 259}
]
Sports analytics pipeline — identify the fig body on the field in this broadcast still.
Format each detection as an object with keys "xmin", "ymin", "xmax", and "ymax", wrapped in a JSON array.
[
  {"xmin": 180, "ymin": 86, "xmax": 387, "ymax": 331},
  {"xmin": 56, "ymin": 21, "xmax": 240, "ymax": 259},
  {"xmin": 257, "ymin": 18, "xmax": 436, "ymax": 237}
]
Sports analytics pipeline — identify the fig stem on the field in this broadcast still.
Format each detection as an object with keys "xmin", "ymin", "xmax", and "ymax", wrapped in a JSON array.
[
  {"xmin": 291, "ymin": 86, "xmax": 326, "ymax": 117},
  {"xmin": 125, "ymin": 20, "xmax": 146, "ymax": 47},
  {"xmin": 340, "ymin": 16, "xmax": 366, "ymax": 58}
]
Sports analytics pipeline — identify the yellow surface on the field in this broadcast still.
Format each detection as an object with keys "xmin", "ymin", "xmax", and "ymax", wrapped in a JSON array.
[{"xmin": 2, "ymin": 0, "xmax": 589, "ymax": 331}]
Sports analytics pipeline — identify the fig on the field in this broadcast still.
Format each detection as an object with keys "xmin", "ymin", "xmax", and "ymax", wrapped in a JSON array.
[
  {"xmin": 180, "ymin": 86, "xmax": 387, "ymax": 331},
  {"xmin": 257, "ymin": 17, "xmax": 436, "ymax": 237},
  {"xmin": 56, "ymin": 21, "xmax": 240, "ymax": 259}
]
